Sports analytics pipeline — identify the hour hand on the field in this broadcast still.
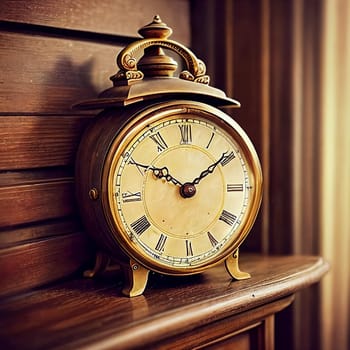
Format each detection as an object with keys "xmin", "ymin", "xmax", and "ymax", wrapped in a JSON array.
[
  {"xmin": 129, "ymin": 159, "xmax": 182, "ymax": 186},
  {"xmin": 151, "ymin": 166, "xmax": 183, "ymax": 186}
]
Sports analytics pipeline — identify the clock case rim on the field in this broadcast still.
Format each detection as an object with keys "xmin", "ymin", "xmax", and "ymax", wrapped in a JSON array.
[{"xmin": 76, "ymin": 99, "xmax": 263, "ymax": 277}]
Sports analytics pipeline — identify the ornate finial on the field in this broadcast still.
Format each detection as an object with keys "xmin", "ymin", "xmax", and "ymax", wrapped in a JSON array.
[
  {"xmin": 137, "ymin": 15, "xmax": 177, "ymax": 78},
  {"xmin": 111, "ymin": 15, "xmax": 209, "ymax": 85},
  {"xmin": 138, "ymin": 15, "xmax": 172, "ymax": 39}
]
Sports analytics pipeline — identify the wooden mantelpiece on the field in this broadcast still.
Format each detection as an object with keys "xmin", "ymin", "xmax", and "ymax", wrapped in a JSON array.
[{"xmin": 0, "ymin": 254, "xmax": 328, "ymax": 350}]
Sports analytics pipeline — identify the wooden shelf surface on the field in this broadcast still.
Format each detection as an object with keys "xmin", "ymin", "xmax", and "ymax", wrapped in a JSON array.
[{"xmin": 0, "ymin": 254, "xmax": 329, "ymax": 350}]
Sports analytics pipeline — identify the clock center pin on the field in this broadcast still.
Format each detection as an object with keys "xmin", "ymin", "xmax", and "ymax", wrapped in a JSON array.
[{"xmin": 180, "ymin": 182, "xmax": 196, "ymax": 198}]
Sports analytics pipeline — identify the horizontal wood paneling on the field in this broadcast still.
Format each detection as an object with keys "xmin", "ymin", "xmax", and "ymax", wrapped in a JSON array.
[
  {"xmin": 0, "ymin": 232, "xmax": 91, "ymax": 297},
  {"xmin": 0, "ymin": 177, "xmax": 75, "ymax": 228},
  {"xmin": 0, "ymin": 0, "xmax": 190, "ymax": 45},
  {"xmin": 0, "ymin": 218, "xmax": 82, "ymax": 247},
  {"xmin": 0, "ymin": 115, "xmax": 92, "ymax": 170},
  {"xmin": 0, "ymin": 32, "xmax": 120, "ymax": 114},
  {"xmin": 0, "ymin": 0, "xmax": 191, "ymax": 296},
  {"xmin": 0, "ymin": 167, "xmax": 72, "ymax": 186}
]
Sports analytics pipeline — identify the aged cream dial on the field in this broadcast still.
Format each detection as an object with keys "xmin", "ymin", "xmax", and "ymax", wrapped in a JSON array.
[{"xmin": 105, "ymin": 102, "xmax": 261, "ymax": 275}]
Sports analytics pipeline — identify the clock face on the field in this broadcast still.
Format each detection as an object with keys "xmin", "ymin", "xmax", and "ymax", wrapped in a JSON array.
[{"xmin": 105, "ymin": 102, "xmax": 262, "ymax": 274}]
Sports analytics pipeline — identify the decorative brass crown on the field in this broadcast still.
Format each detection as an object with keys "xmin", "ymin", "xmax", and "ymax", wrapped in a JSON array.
[
  {"xmin": 111, "ymin": 14, "xmax": 210, "ymax": 85},
  {"xmin": 74, "ymin": 15, "xmax": 239, "ymax": 109}
]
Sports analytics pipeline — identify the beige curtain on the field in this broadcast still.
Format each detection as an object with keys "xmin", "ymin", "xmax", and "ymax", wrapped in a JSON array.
[{"xmin": 320, "ymin": 1, "xmax": 350, "ymax": 350}]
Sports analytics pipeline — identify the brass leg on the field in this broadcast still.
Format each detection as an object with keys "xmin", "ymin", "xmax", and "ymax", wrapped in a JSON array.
[
  {"xmin": 121, "ymin": 259, "xmax": 150, "ymax": 297},
  {"xmin": 83, "ymin": 251, "xmax": 111, "ymax": 278},
  {"xmin": 224, "ymin": 248, "xmax": 251, "ymax": 280}
]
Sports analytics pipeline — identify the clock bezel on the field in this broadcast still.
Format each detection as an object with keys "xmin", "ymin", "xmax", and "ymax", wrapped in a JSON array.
[{"xmin": 101, "ymin": 100, "xmax": 263, "ymax": 275}]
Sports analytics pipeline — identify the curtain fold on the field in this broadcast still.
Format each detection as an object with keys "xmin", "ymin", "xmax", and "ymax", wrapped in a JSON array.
[
  {"xmin": 191, "ymin": 1, "xmax": 349, "ymax": 348},
  {"xmin": 320, "ymin": 1, "xmax": 350, "ymax": 350}
]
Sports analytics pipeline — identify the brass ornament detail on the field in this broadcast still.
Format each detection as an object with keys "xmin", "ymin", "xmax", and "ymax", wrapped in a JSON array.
[
  {"xmin": 88, "ymin": 187, "xmax": 99, "ymax": 200},
  {"xmin": 112, "ymin": 15, "xmax": 210, "ymax": 85}
]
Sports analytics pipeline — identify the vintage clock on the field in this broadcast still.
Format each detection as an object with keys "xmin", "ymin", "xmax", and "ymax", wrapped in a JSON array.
[{"xmin": 75, "ymin": 16, "xmax": 262, "ymax": 297}]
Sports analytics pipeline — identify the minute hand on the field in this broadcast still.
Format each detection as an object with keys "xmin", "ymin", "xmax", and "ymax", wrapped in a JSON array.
[{"xmin": 191, "ymin": 152, "xmax": 229, "ymax": 185}]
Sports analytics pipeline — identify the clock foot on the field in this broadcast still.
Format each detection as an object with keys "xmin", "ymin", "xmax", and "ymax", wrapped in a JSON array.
[
  {"xmin": 83, "ymin": 251, "xmax": 112, "ymax": 278},
  {"xmin": 121, "ymin": 259, "xmax": 150, "ymax": 297},
  {"xmin": 225, "ymin": 249, "xmax": 251, "ymax": 280}
]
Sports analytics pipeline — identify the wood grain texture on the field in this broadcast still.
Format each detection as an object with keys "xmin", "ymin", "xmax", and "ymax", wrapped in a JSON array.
[
  {"xmin": 0, "ymin": 232, "xmax": 91, "ymax": 297},
  {"xmin": 0, "ymin": 177, "xmax": 75, "ymax": 227},
  {"xmin": 0, "ymin": 0, "xmax": 190, "ymax": 45},
  {"xmin": 0, "ymin": 115, "xmax": 91, "ymax": 170},
  {"xmin": 0, "ymin": 254, "xmax": 329, "ymax": 350},
  {"xmin": 0, "ymin": 32, "xmax": 120, "ymax": 114},
  {"xmin": 0, "ymin": 0, "xmax": 192, "ymax": 311},
  {"xmin": 152, "ymin": 302, "xmax": 281, "ymax": 349},
  {"xmin": 0, "ymin": 218, "xmax": 82, "ymax": 247}
]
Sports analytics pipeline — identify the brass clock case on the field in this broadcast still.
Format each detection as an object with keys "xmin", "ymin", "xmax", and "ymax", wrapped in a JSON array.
[{"xmin": 75, "ymin": 16, "xmax": 263, "ymax": 296}]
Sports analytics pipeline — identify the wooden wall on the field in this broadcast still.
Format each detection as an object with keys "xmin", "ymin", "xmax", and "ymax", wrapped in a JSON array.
[{"xmin": 0, "ymin": 0, "xmax": 190, "ymax": 297}]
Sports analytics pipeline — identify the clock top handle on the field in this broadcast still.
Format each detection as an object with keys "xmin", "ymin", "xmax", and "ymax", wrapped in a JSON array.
[{"xmin": 111, "ymin": 15, "xmax": 210, "ymax": 85}]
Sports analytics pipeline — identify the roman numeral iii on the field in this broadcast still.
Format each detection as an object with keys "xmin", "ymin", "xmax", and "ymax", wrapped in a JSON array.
[{"xmin": 227, "ymin": 184, "xmax": 244, "ymax": 192}]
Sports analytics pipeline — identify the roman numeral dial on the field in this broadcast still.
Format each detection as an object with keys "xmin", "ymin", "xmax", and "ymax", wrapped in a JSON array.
[{"xmin": 111, "ymin": 111, "xmax": 260, "ymax": 273}]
